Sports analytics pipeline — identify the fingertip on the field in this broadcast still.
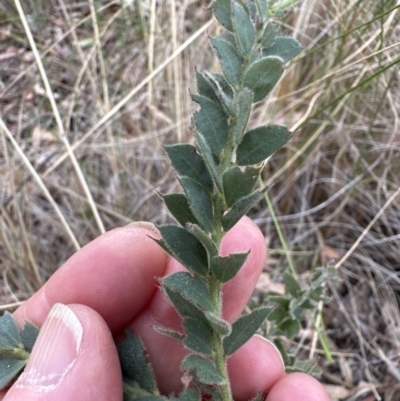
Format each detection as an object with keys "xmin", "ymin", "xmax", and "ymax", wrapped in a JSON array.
[
  {"xmin": 266, "ymin": 372, "xmax": 330, "ymax": 401},
  {"xmin": 228, "ymin": 335, "xmax": 285, "ymax": 401}
]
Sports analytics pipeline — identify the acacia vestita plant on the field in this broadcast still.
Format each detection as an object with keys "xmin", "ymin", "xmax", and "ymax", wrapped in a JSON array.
[{"xmin": 0, "ymin": 0, "xmax": 309, "ymax": 399}]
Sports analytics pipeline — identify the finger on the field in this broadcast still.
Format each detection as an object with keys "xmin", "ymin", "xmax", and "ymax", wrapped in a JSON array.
[
  {"xmin": 13, "ymin": 223, "xmax": 168, "ymax": 334},
  {"xmin": 4, "ymin": 304, "xmax": 121, "ymax": 401},
  {"xmin": 130, "ymin": 217, "xmax": 267, "ymax": 394},
  {"xmin": 265, "ymin": 372, "xmax": 330, "ymax": 401}
]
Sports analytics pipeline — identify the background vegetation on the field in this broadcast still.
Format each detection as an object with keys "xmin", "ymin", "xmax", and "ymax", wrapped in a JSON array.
[{"xmin": 1, "ymin": 0, "xmax": 399, "ymax": 399}]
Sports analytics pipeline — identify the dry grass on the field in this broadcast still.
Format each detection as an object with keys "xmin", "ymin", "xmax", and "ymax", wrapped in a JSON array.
[{"xmin": 1, "ymin": 0, "xmax": 400, "ymax": 399}]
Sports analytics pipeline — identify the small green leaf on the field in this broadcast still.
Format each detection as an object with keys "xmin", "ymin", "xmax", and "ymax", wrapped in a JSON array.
[
  {"xmin": 205, "ymin": 311, "xmax": 232, "ymax": 336},
  {"xmin": 195, "ymin": 131, "xmax": 223, "ymax": 192},
  {"xmin": 183, "ymin": 318, "xmax": 213, "ymax": 355},
  {"xmin": 186, "ymin": 224, "xmax": 218, "ymax": 258},
  {"xmin": 222, "ymin": 191, "xmax": 263, "ymax": 231},
  {"xmin": 280, "ymin": 318, "xmax": 301, "ymax": 338},
  {"xmin": 192, "ymin": 94, "xmax": 229, "ymax": 154},
  {"xmin": 163, "ymin": 286, "xmax": 210, "ymax": 326},
  {"xmin": 196, "ymin": 71, "xmax": 220, "ymax": 103},
  {"xmin": 283, "ymin": 273, "xmax": 301, "ymax": 297},
  {"xmin": 153, "ymin": 326, "xmax": 185, "ymax": 342},
  {"xmin": 0, "ymin": 312, "xmax": 21, "ymax": 350},
  {"xmin": 233, "ymin": 89, "xmax": 253, "ymax": 144},
  {"xmin": 223, "ymin": 307, "xmax": 272, "ymax": 355},
  {"xmin": 243, "ymin": 56, "xmax": 284, "ymax": 102},
  {"xmin": 177, "ymin": 388, "xmax": 201, "ymax": 401},
  {"xmin": 165, "ymin": 144, "xmax": 213, "ymax": 192},
  {"xmin": 211, "ymin": 33, "xmax": 244, "ymax": 87},
  {"xmin": 163, "ymin": 193, "xmax": 198, "ymax": 227},
  {"xmin": 0, "ymin": 359, "xmax": 26, "ymax": 389},
  {"xmin": 182, "ymin": 355, "xmax": 225, "ymax": 385},
  {"xmin": 158, "ymin": 225, "xmax": 208, "ymax": 277},
  {"xmin": 262, "ymin": 36, "xmax": 303, "ymax": 63},
  {"xmin": 267, "ymin": 304, "xmax": 286, "ymax": 323},
  {"xmin": 223, "ymin": 166, "xmax": 260, "ymax": 207},
  {"xmin": 211, "ymin": 252, "xmax": 249, "ymax": 283},
  {"xmin": 204, "ymin": 72, "xmax": 235, "ymax": 115},
  {"xmin": 209, "ymin": 0, "xmax": 233, "ymax": 31},
  {"xmin": 236, "ymin": 125, "xmax": 291, "ymax": 165},
  {"xmin": 261, "ymin": 22, "xmax": 276, "ymax": 48},
  {"xmin": 117, "ymin": 330, "xmax": 157, "ymax": 393},
  {"xmin": 162, "ymin": 272, "xmax": 214, "ymax": 312},
  {"xmin": 180, "ymin": 176, "xmax": 214, "ymax": 232},
  {"xmin": 20, "ymin": 321, "xmax": 39, "ymax": 353},
  {"xmin": 232, "ymin": 1, "xmax": 255, "ymax": 56},
  {"xmin": 254, "ymin": 0, "xmax": 267, "ymax": 21}
]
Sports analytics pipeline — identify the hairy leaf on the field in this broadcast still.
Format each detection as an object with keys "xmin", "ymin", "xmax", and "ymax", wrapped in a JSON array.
[
  {"xmin": 162, "ymin": 272, "xmax": 213, "ymax": 312},
  {"xmin": 283, "ymin": 273, "xmax": 301, "ymax": 297},
  {"xmin": 163, "ymin": 193, "xmax": 198, "ymax": 227},
  {"xmin": 243, "ymin": 56, "xmax": 284, "ymax": 101},
  {"xmin": 195, "ymin": 131, "xmax": 223, "ymax": 191},
  {"xmin": 233, "ymin": 89, "xmax": 253, "ymax": 144},
  {"xmin": 236, "ymin": 125, "xmax": 291, "ymax": 165},
  {"xmin": 0, "ymin": 312, "xmax": 21, "ymax": 350},
  {"xmin": 180, "ymin": 176, "xmax": 214, "ymax": 232},
  {"xmin": 208, "ymin": 0, "xmax": 233, "ymax": 31},
  {"xmin": 183, "ymin": 318, "xmax": 213, "ymax": 354},
  {"xmin": 262, "ymin": 36, "xmax": 303, "ymax": 63},
  {"xmin": 223, "ymin": 307, "xmax": 272, "ymax": 355},
  {"xmin": 192, "ymin": 94, "xmax": 229, "ymax": 154},
  {"xmin": 232, "ymin": 1, "xmax": 255, "ymax": 56},
  {"xmin": 204, "ymin": 72, "xmax": 235, "ymax": 115},
  {"xmin": 0, "ymin": 359, "xmax": 26, "ymax": 389},
  {"xmin": 182, "ymin": 355, "xmax": 225, "ymax": 385},
  {"xmin": 187, "ymin": 224, "xmax": 218, "ymax": 258},
  {"xmin": 158, "ymin": 225, "xmax": 208, "ymax": 277},
  {"xmin": 223, "ymin": 166, "xmax": 260, "ymax": 207},
  {"xmin": 222, "ymin": 191, "xmax": 263, "ymax": 231},
  {"xmin": 261, "ymin": 22, "xmax": 276, "ymax": 48},
  {"xmin": 117, "ymin": 330, "xmax": 157, "ymax": 393},
  {"xmin": 165, "ymin": 144, "xmax": 213, "ymax": 192},
  {"xmin": 211, "ymin": 33, "xmax": 244, "ymax": 87},
  {"xmin": 211, "ymin": 252, "xmax": 249, "ymax": 283},
  {"xmin": 205, "ymin": 312, "xmax": 232, "ymax": 336},
  {"xmin": 20, "ymin": 321, "xmax": 39, "ymax": 353}
]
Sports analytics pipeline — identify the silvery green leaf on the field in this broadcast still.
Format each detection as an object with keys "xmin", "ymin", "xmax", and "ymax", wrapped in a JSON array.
[
  {"xmin": 232, "ymin": 1, "xmax": 255, "ymax": 56},
  {"xmin": 211, "ymin": 252, "xmax": 249, "ymax": 283},
  {"xmin": 0, "ymin": 359, "xmax": 26, "ymax": 389},
  {"xmin": 183, "ymin": 318, "xmax": 213, "ymax": 355},
  {"xmin": 283, "ymin": 273, "xmax": 301, "ymax": 297},
  {"xmin": 182, "ymin": 355, "xmax": 225, "ymax": 385},
  {"xmin": 195, "ymin": 132, "xmax": 223, "ymax": 192},
  {"xmin": 186, "ymin": 224, "xmax": 218, "ymax": 259},
  {"xmin": 203, "ymin": 72, "xmax": 235, "ymax": 115},
  {"xmin": 177, "ymin": 388, "xmax": 201, "ymax": 401},
  {"xmin": 192, "ymin": 94, "xmax": 229, "ymax": 154},
  {"xmin": 205, "ymin": 311, "xmax": 232, "ymax": 336},
  {"xmin": 158, "ymin": 225, "xmax": 208, "ymax": 277},
  {"xmin": 163, "ymin": 193, "xmax": 198, "ymax": 227},
  {"xmin": 261, "ymin": 22, "xmax": 276, "ymax": 48},
  {"xmin": 262, "ymin": 36, "xmax": 303, "ymax": 63},
  {"xmin": 0, "ymin": 312, "xmax": 21, "ymax": 350},
  {"xmin": 223, "ymin": 307, "xmax": 273, "ymax": 355},
  {"xmin": 180, "ymin": 176, "xmax": 214, "ymax": 232},
  {"xmin": 222, "ymin": 166, "xmax": 260, "ymax": 208},
  {"xmin": 254, "ymin": 0, "xmax": 267, "ymax": 21},
  {"xmin": 279, "ymin": 318, "xmax": 301, "ymax": 338},
  {"xmin": 211, "ymin": 33, "xmax": 244, "ymax": 87},
  {"xmin": 153, "ymin": 326, "xmax": 184, "ymax": 341},
  {"xmin": 208, "ymin": 0, "xmax": 233, "ymax": 31},
  {"xmin": 233, "ymin": 89, "xmax": 253, "ymax": 144},
  {"xmin": 117, "ymin": 330, "xmax": 157, "ymax": 393},
  {"xmin": 243, "ymin": 56, "xmax": 284, "ymax": 102},
  {"xmin": 20, "ymin": 321, "xmax": 39, "ymax": 353},
  {"xmin": 222, "ymin": 191, "xmax": 263, "ymax": 231},
  {"xmin": 162, "ymin": 272, "xmax": 214, "ymax": 312},
  {"xmin": 164, "ymin": 144, "xmax": 213, "ymax": 192},
  {"xmin": 236, "ymin": 125, "xmax": 291, "ymax": 165}
]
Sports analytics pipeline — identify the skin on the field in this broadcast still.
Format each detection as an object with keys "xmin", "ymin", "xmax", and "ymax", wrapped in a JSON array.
[{"xmin": 0, "ymin": 217, "xmax": 330, "ymax": 401}]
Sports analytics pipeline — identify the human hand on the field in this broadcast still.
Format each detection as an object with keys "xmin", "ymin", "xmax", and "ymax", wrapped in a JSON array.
[{"xmin": 0, "ymin": 217, "xmax": 330, "ymax": 401}]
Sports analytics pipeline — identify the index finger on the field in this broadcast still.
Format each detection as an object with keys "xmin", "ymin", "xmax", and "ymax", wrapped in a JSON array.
[{"xmin": 13, "ymin": 222, "xmax": 168, "ymax": 334}]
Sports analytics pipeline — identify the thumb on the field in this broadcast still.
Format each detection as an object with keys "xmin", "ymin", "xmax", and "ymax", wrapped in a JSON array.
[{"xmin": 5, "ymin": 304, "xmax": 122, "ymax": 401}]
